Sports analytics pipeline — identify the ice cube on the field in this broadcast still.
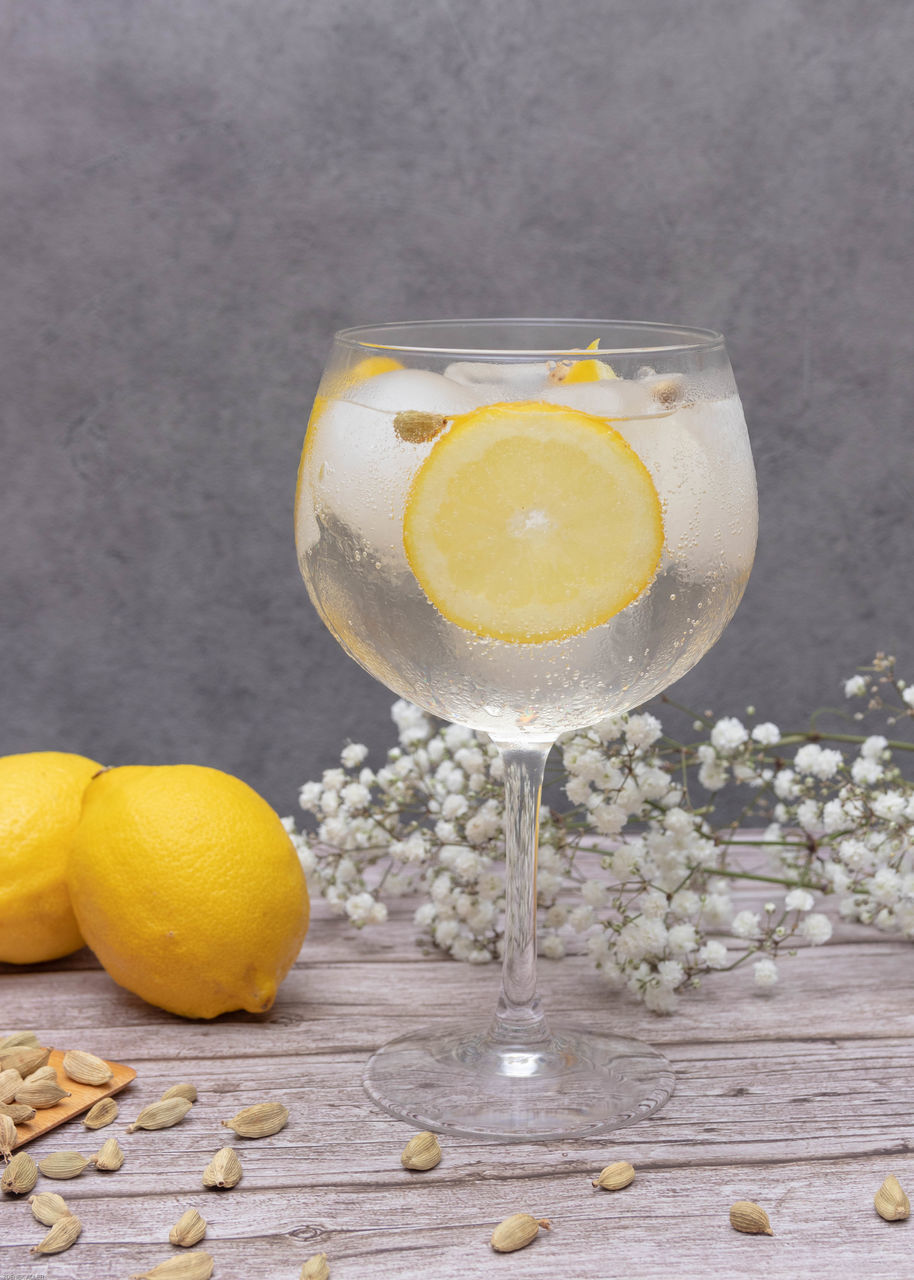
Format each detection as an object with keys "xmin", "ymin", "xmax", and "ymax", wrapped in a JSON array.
[
  {"xmin": 304, "ymin": 395, "xmax": 440, "ymax": 564},
  {"xmin": 445, "ymin": 360, "xmax": 553, "ymax": 395},
  {"xmin": 346, "ymin": 368, "xmax": 480, "ymax": 417},
  {"xmin": 538, "ymin": 377, "xmax": 655, "ymax": 419},
  {"xmin": 617, "ymin": 400, "xmax": 756, "ymax": 580}
]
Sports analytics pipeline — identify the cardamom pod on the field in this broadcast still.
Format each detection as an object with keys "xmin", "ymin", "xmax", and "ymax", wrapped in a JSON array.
[
  {"xmin": 0, "ymin": 1030, "xmax": 41, "ymax": 1051},
  {"xmin": 400, "ymin": 1131, "xmax": 442, "ymax": 1171},
  {"xmin": 92, "ymin": 1136, "xmax": 125, "ymax": 1171},
  {"xmin": 0, "ymin": 1046, "xmax": 51, "ymax": 1077},
  {"xmin": 875, "ymin": 1174, "xmax": 910, "ymax": 1221},
  {"xmin": 300, "ymin": 1252, "xmax": 330, "ymax": 1280},
  {"xmin": 24, "ymin": 1065, "xmax": 59, "ymax": 1085},
  {"xmin": 1, "ymin": 1150, "xmax": 38, "ymax": 1194},
  {"xmin": 0, "ymin": 1113, "xmax": 17, "ymax": 1157},
  {"xmin": 0, "ymin": 1068, "xmax": 24, "ymax": 1105},
  {"xmin": 591, "ymin": 1160, "xmax": 635, "ymax": 1190},
  {"xmin": 161, "ymin": 1082, "xmax": 198, "ymax": 1104},
  {"xmin": 490, "ymin": 1214, "xmax": 551, "ymax": 1252},
  {"xmin": 63, "ymin": 1049, "xmax": 114, "ymax": 1087},
  {"xmin": 31, "ymin": 1213, "xmax": 82, "ymax": 1254},
  {"xmin": 29, "ymin": 1190, "xmax": 73, "ymax": 1225},
  {"xmin": 729, "ymin": 1200, "xmax": 774, "ymax": 1235},
  {"xmin": 129, "ymin": 1250, "xmax": 215, "ymax": 1279},
  {"xmin": 15, "ymin": 1079, "xmax": 70, "ymax": 1108},
  {"xmin": 84, "ymin": 1097, "xmax": 119, "ymax": 1129},
  {"xmin": 169, "ymin": 1207, "xmax": 207, "ymax": 1247},
  {"xmin": 221, "ymin": 1102, "xmax": 289, "ymax": 1139},
  {"xmin": 0, "ymin": 1103, "xmax": 36, "ymax": 1124},
  {"xmin": 202, "ymin": 1146, "xmax": 242, "ymax": 1189},
  {"xmin": 393, "ymin": 409, "xmax": 448, "ymax": 443},
  {"xmin": 37, "ymin": 1151, "xmax": 90, "ymax": 1180},
  {"xmin": 127, "ymin": 1097, "xmax": 193, "ymax": 1133}
]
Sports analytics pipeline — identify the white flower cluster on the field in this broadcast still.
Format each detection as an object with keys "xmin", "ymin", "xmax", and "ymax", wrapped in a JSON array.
[{"xmin": 287, "ymin": 655, "xmax": 914, "ymax": 1014}]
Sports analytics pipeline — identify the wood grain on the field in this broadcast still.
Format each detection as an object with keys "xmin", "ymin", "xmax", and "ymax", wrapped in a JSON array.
[
  {"xmin": 1, "ymin": 863, "xmax": 912, "ymax": 1278},
  {"xmin": 10, "ymin": 1050, "xmax": 136, "ymax": 1152}
]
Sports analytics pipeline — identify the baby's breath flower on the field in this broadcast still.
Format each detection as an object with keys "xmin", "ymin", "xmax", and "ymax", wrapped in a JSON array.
[
  {"xmin": 799, "ymin": 913, "xmax": 833, "ymax": 945},
  {"xmin": 753, "ymin": 957, "xmax": 779, "ymax": 988},
  {"xmin": 710, "ymin": 716, "xmax": 748, "ymax": 754},
  {"xmin": 751, "ymin": 722, "xmax": 781, "ymax": 745},
  {"xmin": 731, "ymin": 910, "xmax": 762, "ymax": 940},
  {"xmin": 784, "ymin": 889, "xmax": 815, "ymax": 913},
  {"xmin": 289, "ymin": 656, "xmax": 912, "ymax": 1014}
]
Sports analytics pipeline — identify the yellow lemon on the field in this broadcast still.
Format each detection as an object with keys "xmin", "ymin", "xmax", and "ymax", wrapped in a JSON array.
[
  {"xmin": 68, "ymin": 765, "xmax": 310, "ymax": 1019},
  {"xmin": 403, "ymin": 400, "xmax": 663, "ymax": 644},
  {"xmin": 0, "ymin": 751, "xmax": 101, "ymax": 964},
  {"xmin": 561, "ymin": 338, "xmax": 618, "ymax": 384}
]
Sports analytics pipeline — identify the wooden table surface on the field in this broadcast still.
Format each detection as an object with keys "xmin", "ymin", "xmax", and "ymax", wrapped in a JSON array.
[{"xmin": 2, "ymin": 876, "xmax": 913, "ymax": 1280}]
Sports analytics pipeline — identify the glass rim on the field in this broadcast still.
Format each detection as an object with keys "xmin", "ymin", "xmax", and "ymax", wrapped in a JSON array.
[{"xmin": 333, "ymin": 317, "xmax": 725, "ymax": 358}]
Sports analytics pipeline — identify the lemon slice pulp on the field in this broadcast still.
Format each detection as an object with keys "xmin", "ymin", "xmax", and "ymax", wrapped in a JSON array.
[
  {"xmin": 561, "ymin": 338, "xmax": 618, "ymax": 384},
  {"xmin": 403, "ymin": 400, "xmax": 663, "ymax": 644}
]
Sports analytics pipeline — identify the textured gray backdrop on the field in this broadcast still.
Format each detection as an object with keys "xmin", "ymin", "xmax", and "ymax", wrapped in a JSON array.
[{"xmin": 2, "ymin": 0, "xmax": 912, "ymax": 815}]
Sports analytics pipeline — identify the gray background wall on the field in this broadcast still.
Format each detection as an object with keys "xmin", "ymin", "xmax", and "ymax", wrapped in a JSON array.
[{"xmin": 2, "ymin": 0, "xmax": 912, "ymax": 815}]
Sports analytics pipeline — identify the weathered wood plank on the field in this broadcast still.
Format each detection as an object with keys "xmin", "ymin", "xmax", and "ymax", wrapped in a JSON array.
[{"xmin": 2, "ymin": 885, "xmax": 913, "ymax": 1278}]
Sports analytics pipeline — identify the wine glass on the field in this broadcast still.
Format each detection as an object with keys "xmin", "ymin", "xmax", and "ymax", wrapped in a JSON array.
[{"xmin": 295, "ymin": 319, "xmax": 757, "ymax": 1140}]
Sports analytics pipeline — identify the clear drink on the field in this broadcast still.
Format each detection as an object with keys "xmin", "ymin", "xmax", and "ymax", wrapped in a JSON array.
[
  {"xmin": 294, "ymin": 320, "xmax": 757, "ymax": 1140},
  {"xmin": 297, "ymin": 346, "xmax": 756, "ymax": 740}
]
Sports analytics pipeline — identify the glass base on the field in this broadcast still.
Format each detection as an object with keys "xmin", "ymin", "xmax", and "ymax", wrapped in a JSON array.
[{"xmin": 364, "ymin": 1019, "xmax": 675, "ymax": 1141}]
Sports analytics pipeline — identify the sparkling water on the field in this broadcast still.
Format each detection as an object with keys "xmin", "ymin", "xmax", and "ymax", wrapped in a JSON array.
[{"xmin": 296, "ymin": 364, "xmax": 756, "ymax": 741}]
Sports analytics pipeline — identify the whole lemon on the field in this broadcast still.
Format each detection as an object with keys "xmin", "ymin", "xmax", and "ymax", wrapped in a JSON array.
[
  {"xmin": 68, "ymin": 764, "xmax": 310, "ymax": 1019},
  {"xmin": 0, "ymin": 750, "xmax": 102, "ymax": 964}
]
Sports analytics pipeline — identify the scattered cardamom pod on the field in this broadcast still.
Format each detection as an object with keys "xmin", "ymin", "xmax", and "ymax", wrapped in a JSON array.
[
  {"xmin": 729, "ymin": 1200, "xmax": 774, "ymax": 1235},
  {"xmin": 490, "ymin": 1213, "xmax": 551, "ymax": 1252},
  {"xmin": 129, "ymin": 1249, "xmax": 215, "ymax": 1279},
  {"xmin": 1, "ymin": 1149, "xmax": 38, "ymax": 1194},
  {"xmin": 0, "ymin": 1103, "xmax": 36, "ymax": 1124},
  {"xmin": 127, "ymin": 1097, "xmax": 193, "ymax": 1133},
  {"xmin": 875, "ymin": 1174, "xmax": 910, "ymax": 1221},
  {"xmin": 169, "ymin": 1207, "xmax": 207, "ymax": 1247},
  {"xmin": 84, "ymin": 1097, "xmax": 119, "ymax": 1129},
  {"xmin": 31, "ymin": 1213, "xmax": 83, "ymax": 1254},
  {"xmin": 29, "ymin": 1190, "xmax": 73, "ymax": 1225},
  {"xmin": 222, "ymin": 1102, "xmax": 289, "ymax": 1139},
  {"xmin": 92, "ymin": 1136, "xmax": 125, "ymax": 1171},
  {"xmin": 400, "ymin": 1131, "xmax": 442, "ymax": 1171},
  {"xmin": 161, "ymin": 1082, "xmax": 198, "ymax": 1104},
  {"xmin": 63, "ymin": 1049, "xmax": 114, "ymax": 1086},
  {"xmin": 24, "ymin": 1064, "xmax": 59, "ymax": 1085},
  {"xmin": 0, "ymin": 1046, "xmax": 51, "ymax": 1077},
  {"xmin": 0, "ymin": 1068, "xmax": 24, "ymax": 1105},
  {"xmin": 648, "ymin": 374, "xmax": 686, "ymax": 407},
  {"xmin": 202, "ymin": 1146, "xmax": 242, "ymax": 1189},
  {"xmin": 0, "ymin": 1112, "xmax": 17, "ymax": 1157},
  {"xmin": 592, "ymin": 1160, "xmax": 635, "ymax": 1191},
  {"xmin": 15, "ymin": 1079, "xmax": 70, "ymax": 1108},
  {"xmin": 0, "ymin": 1030, "xmax": 41, "ymax": 1051},
  {"xmin": 393, "ymin": 409, "xmax": 448, "ymax": 443},
  {"xmin": 300, "ymin": 1253, "xmax": 330, "ymax": 1280},
  {"xmin": 37, "ymin": 1151, "xmax": 90, "ymax": 1180}
]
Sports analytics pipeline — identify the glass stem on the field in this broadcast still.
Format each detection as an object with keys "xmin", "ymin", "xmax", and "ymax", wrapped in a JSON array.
[{"xmin": 489, "ymin": 739, "xmax": 553, "ymax": 1047}]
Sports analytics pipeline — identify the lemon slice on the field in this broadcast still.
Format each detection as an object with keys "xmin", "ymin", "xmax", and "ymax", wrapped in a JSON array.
[
  {"xmin": 561, "ymin": 338, "xmax": 617, "ymax": 384},
  {"xmin": 403, "ymin": 401, "xmax": 663, "ymax": 644}
]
